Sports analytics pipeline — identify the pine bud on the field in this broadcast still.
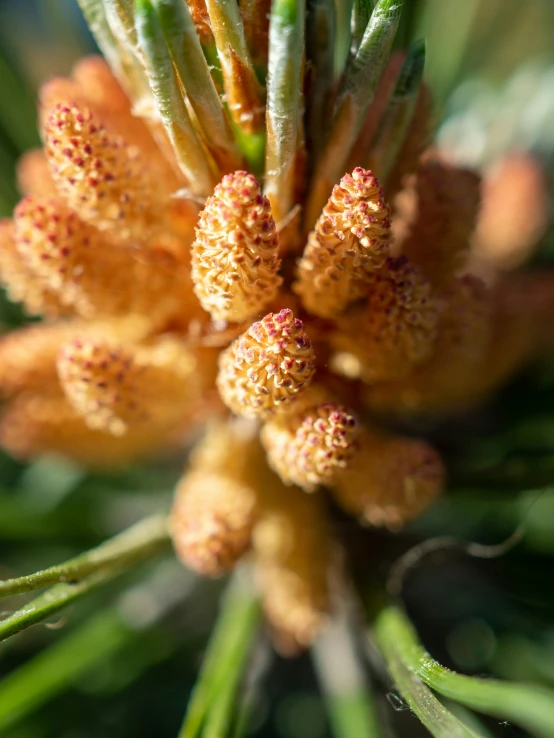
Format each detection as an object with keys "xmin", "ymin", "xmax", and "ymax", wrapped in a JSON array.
[
  {"xmin": 14, "ymin": 197, "xmax": 190, "ymax": 322},
  {"xmin": 192, "ymin": 171, "xmax": 282, "ymax": 322},
  {"xmin": 332, "ymin": 429, "xmax": 444, "ymax": 530},
  {"xmin": 295, "ymin": 168, "xmax": 391, "ymax": 318},
  {"xmin": 0, "ymin": 392, "xmax": 178, "ymax": 467},
  {"xmin": 57, "ymin": 336, "xmax": 215, "ymax": 436},
  {"xmin": 261, "ymin": 401, "xmax": 359, "ymax": 491},
  {"xmin": 0, "ymin": 315, "xmax": 151, "ymax": 398},
  {"xmin": 170, "ymin": 420, "xmax": 261, "ymax": 576},
  {"xmin": 171, "ymin": 471, "xmax": 256, "ymax": 577},
  {"xmin": 365, "ymin": 275, "xmax": 492, "ymax": 415},
  {"xmin": 330, "ymin": 256, "xmax": 439, "ymax": 383},
  {"xmin": 44, "ymin": 103, "xmax": 170, "ymax": 240},
  {"xmin": 254, "ymin": 479, "xmax": 331, "ymax": 649},
  {"xmin": 397, "ymin": 160, "xmax": 481, "ymax": 287},
  {"xmin": 217, "ymin": 309, "xmax": 315, "ymax": 417},
  {"xmin": 0, "ymin": 219, "xmax": 64, "ymax": 318}
]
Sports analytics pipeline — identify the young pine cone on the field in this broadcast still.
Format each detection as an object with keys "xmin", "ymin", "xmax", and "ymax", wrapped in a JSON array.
[
  {"xmin": 192, "ymin": 171, "xmax": 282, "ymax": 322},
  {"xmin": 295, "ymin": 167, "xmax": 391, "ymax": 318},
  {"xmin": 261, "ymin": 401, "xmax": 359, "ymax": 492},
  {"xmin": 217, "ymin": 309, "xmax": 316, "ymax": 418},
  {"xmin": 331, "ymin": 428, "xmax": 445, "ymax": 530}
]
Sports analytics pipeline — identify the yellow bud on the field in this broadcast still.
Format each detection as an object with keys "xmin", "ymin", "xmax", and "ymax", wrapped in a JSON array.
[
  {"xmin": 217, "ymin": 309, "xmax": 316, "ymax": 417},
  {"xmin": 295, "ymin": 167, "xmax": 391, "ymax": 318},
  {"xmin": 0, "ymin": 219, "xmax": 64, "ymax": 318},
  {"xmin": 14, "ymin": 197, "xmax": 192, "ymax": 323},
  {"xmin": 330, "ymin": 255, "xmax": 439, "ymax": 383},
  {"xmin": 396, "ymin": 160, "xmax": 481, "ymax": 288},
  {"xmin": 332, "ymin": 428, "xmax": 444, "ymax": 530},
  {"xmin": 0, "ymin": 392, "xmax": 180, "ymax": 468},
  {"xmin": 261, "ymin": 401, "xmax": 359, "ymax": 491},
  {"xmin": 253, "ymin": 478, "xmax": 331, "ymax": 650},
  {"xmin": 57, "ymin": 336, "xmax": 215, "ymax": 436},
  {"xmin": 44, "ymin": 103, "xmax": 170, "ymax": 241},
  {"xmin": 170, "ymin": 420, "xmax": 260, "ymax": 576},
  {"xmin": 192, "ymin": 171, "xmax": 282, "ymax": 322}
]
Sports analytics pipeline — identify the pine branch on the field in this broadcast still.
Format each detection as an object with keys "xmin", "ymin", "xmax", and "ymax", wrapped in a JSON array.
[{"xmin": 0, "ymin": 514, "xmax": 169, "ymax": 598}]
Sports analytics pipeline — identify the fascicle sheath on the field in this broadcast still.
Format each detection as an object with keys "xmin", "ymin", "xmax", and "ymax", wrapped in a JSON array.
[{"xmin": 192, "ymin": 171, "xmax": 282, "ymax": 322}]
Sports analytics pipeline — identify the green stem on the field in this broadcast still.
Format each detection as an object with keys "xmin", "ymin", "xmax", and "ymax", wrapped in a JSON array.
[
  {"xmin": 264, "ymin": 0, "xmax": 306, "ymax": 224},
  {"xmin": 178, "ymin": 572, "xmax": 261, "ymax": 738},
  {"xmin": 374, "ymin": 606, "xmax": 554, "ymax": 738},
  {"xmin": 0, "ymin": 564, "xmax": 191, "ymax": 733},
  {"xmin": 0, "ymin": 514, "xmax": 169, "ymax": 598},
  {"xmin": 305, "ymin": 0, "xmax": 403, "ymax": 229}
]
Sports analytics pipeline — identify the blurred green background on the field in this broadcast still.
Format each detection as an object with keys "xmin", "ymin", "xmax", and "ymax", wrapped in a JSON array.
[{"xmin": 1, "ymin": 1, "xmax": 554, "ymax": 737}]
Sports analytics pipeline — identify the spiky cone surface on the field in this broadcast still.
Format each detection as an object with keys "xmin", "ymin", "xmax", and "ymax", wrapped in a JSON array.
[
  {"xmin": 364, "ymin": 275, "xmax": 494, "ymax": 416},
  {"xmin": 192, "ymin": 171, "xmax": 282, "ymax": 322},
  {"xmin": 329, "ymin": 256, "xmax": 439, "ymax": 384},
  {"xmin": 294, "ymin": 168, "xmax": 392, "ymax": 319},
  {"xmin": 253, "ymin": 476, "xmax": 331, "ymax": 650},
  {"xmin": 13, "ymin": 197, "xmax": 196, "ymax": 323},
  {"xmin": 217, "ymin": 309, "xmax": 316, "ymax": 418},
  {"xmin": 57, "ymin": 336, "xmax": 217, "ymax": 436},
  {"xmin": 332, "ymin": 428, "xmax": 445, "ymax": 530},
  {"xmin": 471, "ymin": 153, "xmax": 550, "ymax": 272},
  {"xmin": 0, "ymin": 219, "xmax": 66, "ymax": 319},
  {"xmin": 0, "ymin": 315, "xmax": 153, "ymax": 398},
  {"xmin": 170, "ymin": 419, "xmax": 261, "ymax": 576},
  {"xmin": 44, "ymin": 103, "xmax": 176, "ymax": 242},
  {"xmin": 394, "ymin": 159, "xmax": 481, "ymax": 288},
  {"xmin": 261, "ymin": 400, "xmax": 359, "ymax": 492},
  {"xmin": 0, "ymin": 391, "xmax": 185, "ymax": 468}
]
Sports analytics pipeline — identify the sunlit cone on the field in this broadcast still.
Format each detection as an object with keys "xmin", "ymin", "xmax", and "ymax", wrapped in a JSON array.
[
  {"xmin": 295, "ymin": 168, "xmax": 392, "ymax": 318},
  {"xmin": 365, "ymin": 274, "xmax": 493, "ymax": 415},
  {"xmin": 253, "ymin": 477, "xmax": 331, "ymax": 650},
  {"xmin": 332, "ymin": 428, "xmax": 445, "ymax": 530},
  {"xmin": 0, "ymin": 315, "xmax": 152, "ymax": 398},
  {"xmin": 329, "ymin": 255, "xmax": 439, "ymax": 383},
  {"xmin": 261, "ymin": 400, "xmax": 359, "ymax": 491},
  {"xmin": 0, "ymin": 391, "xmax": 182, "ymax": 468},
  {"xmin": 13, "ymin": 197, "xmax": 194, "ymax": 322},
  {"xmin": 57, "ymin": 335, "xmax": 215, "ymax": 436},
  {"xmin": 217, "ymin": 309, "xmax": 316, "ymax": 418},
  {"xmin": 170, "ymin": 420, "xmax": 260, "ymax": 576},
  {"xmin": 192, "ymin": 171, "xmax": 282, "ymax": 322},
  {"xmin": 394, "ymin": 159, "xmax": 481, "ymax": 287},
  {"xmin": 44, "ymin": 103, "xmax": 173, "ymax": 241}
]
